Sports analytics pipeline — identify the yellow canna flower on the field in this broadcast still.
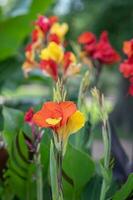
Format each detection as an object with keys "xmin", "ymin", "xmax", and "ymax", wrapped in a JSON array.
[
  {"xmin": 50, "ymin": 22, "xmax": 68, "ymax": 41},
  {"xmin": 40, "ymin": 42, "xmax": 64, "ymax": 63}
]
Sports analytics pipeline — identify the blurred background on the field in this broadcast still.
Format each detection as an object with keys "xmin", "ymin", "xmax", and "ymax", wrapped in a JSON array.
[{"xmin": 0, "ymin": 0, "xmax": 133, "ymax": 177}]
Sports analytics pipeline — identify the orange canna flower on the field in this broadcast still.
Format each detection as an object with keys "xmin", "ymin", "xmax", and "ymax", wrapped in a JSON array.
[{"xmin": 33, "ymin": 101, "xmax": 85, "ymax": 140}]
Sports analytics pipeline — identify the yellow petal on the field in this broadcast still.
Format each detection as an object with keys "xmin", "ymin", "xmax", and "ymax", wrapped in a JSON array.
[
  {"xmin": 40, "ymin": 48, "xmax": 50, "ymax": 60},
  {"xmin": 66, "ymin": 111, "xmax": 85, "ymax": 134},
  {"xmin": 46, "ymin": 117, "xmax": 62, "ymax": 126},
  {"xmin": 50, "ymin": 22, "xmax": 68, "ymax": 40},
  {"xmin": 48, "ymin": 42, "xmax": 63, "ymax": 62},
  {"xmin": 40, "ymin": 42, "xmax": 63, "ymax": 63}
]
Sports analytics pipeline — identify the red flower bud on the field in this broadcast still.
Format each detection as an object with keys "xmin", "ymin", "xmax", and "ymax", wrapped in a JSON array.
[{"xmin": 24, "ymin": 108, "xmax": 34, "ymax": 123}]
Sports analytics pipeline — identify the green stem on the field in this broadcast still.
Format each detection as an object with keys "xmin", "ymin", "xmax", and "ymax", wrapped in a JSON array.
[
  {"xmin": 100, "ymin": 119, "xmax": 111, "ymax": 200},
  {"xmin": 35, "ymin": 143, "xmax": 43, "ymax": 200},
  {"xmin": 57, "ymin": 149, "xmax": 64, "ymax": 200}
]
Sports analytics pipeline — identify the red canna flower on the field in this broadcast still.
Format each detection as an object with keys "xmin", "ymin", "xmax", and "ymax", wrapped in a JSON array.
[
  {"xmin": 123, "ymin": 39, "xmax": 133, "ymax": 58},
  {"xmin": 31, "ymin": 29, "xmax": 40, "ymax": 43},
  {"xmin": 48, "ymin": 33, "xmax": 60, "ymax": 44},
  {"xmin": 49, "ymin": 16, "xmax": 58, "ymax": 25},
  {"xmin": 119, "ymin": 38, "xmax": 133, "ymax": 96},
  {"xmin": 84, "ymin": 42, "xmax": 96, "ymax": 56},
  {"xmin": 63, "ymin": 51, "xmax": 76, "ymax": 72},
  {"xmin": 24, "ymin": 108, "xmax": 34, "ymax": 123},
  {"xmin": 33, "ymin": 101, "xmax": 85, "ymax": 140},
  {"xmin": 93, "ymin": 31, "xmax": 120, "ymax": 65},
  {"xmin": 78, "ymin": 32, "xmax": 96, "ymax": 44},
  {"xmin": 35, "ymin": 16, "xmax": 51, "ymax": 32},
  {"xmin": 128, "ymin": 83, "xmax": 133, "ymax": 96},
  {"xmin": 40, "ymin": 59, "xmax": 58, "ymax": 81},
  {"xmin": 78, "ymin": 32, "xmax": 96, "ymax": 56},
  {"xmin": 25, "ymin": 44, "xmax": 32, "ymax": 52},
  {"xmin": 119, "ymin": 57, "xmax": 133, "ymax": 78}
]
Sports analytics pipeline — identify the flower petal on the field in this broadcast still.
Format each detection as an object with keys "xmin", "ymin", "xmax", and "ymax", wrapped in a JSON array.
[
  {"xmin": 46, "ymin": 117, "xmax": 62, "ymax": 125},
  {"xmin": 66, "ymin": 110, "xmax": 85, "ymax": 135},
  {"xmin": 33, "ymin": 102, "xmax": 62, "ymax": 127},
  {"xmin": 59, "ymin": 101, "xmax": 77, "ymax": 126},
  {"xmin": 33, "ymin": 110, "xmax": 50, "ymax": 127}
]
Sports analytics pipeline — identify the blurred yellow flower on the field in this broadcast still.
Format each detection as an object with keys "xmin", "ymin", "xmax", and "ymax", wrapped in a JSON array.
[
  {"xmin": 50, "ymin": 22, "xmax": 68, "ymax": 41},
  {"xmin": 40, "ymin": 42, "xmax": 64, "ymax": 63}
]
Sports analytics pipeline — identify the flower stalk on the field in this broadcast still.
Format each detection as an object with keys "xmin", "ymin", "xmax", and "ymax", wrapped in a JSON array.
[
  {"xmin": 91, "ymin": 88, "xmax": 111, "ymax": 200},
  {"xmin": 35, "ymin": 143, "xmax": 43, "ymax": 200},
  {"xmin": 100, "ymin": 119, "xmax": 111, "ymax": 200}
]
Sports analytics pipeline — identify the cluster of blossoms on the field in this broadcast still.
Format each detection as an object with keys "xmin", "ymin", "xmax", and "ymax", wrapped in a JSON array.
[
  {"xmin": 78, "ymin": 31, "xmax": 120, "ymax": 66},
  {"xmin": 119, "ymin": 39, "xmax": 133, "ymax": 95},
  {"xmin": 23, "ymin": 15, "xmax": 80, "ymax": 81}
]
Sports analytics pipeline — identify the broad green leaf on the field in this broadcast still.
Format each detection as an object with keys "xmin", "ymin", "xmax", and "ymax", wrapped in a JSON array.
[
  {"xmin": 63, "ymin": 143, "xmax": 95, "ymax": 197},
  {"xmin": 0, "ymin": 0, "xmax": 52, "ymax": 60},
  {"xmin": 81, "ymin": 175, "xmax": 102, "ymax": 200},
  {"xmin": 2, "ymin": 106, "xmax": 24, "ymax": 149},
  {"xmin": 4, "ymin": 130, "xmax": 36, "ymax": 200},
  {"xmin": 113, "ymin": 173, "xmax": 133, "ymax": 200}
]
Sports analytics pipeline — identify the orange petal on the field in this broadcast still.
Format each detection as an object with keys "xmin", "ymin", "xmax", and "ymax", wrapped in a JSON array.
[
  {"xmin": 33, "ymin": 102, "xmax": 62, "ymax": 128},
  {"xmin": 33, "ymin": 110, "xmax": 50, "ymax": 127},
  {"xmin": 42, "ymin": 102, "xmax": 62, "ymax": 118},
  {"xmin": 59, "ymin": 101, "xmax": 77, "ymax": 126}
]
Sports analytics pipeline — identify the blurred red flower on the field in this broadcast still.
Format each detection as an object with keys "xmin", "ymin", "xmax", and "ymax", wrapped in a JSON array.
[
  {"xmin": 123, "ymin": 39, "xmax": 133, "ymax": 58},
  {"xmin": 93, "ymin": 31, "xmax": 120, "ymax": 64},
  {"xmin": 119, "ymin": 57, "xmax": 133, "ymax": 78},
  {"xmin": 78, "ymin": 32, "xmax": 96, "ymax": 44},
  {"xmin": 40, "ymin": 59, "xmax": 58, "ymax": 81},
  {"xmin": 48, "ymin": 33, "xmax": 60, "ymax": 44}
]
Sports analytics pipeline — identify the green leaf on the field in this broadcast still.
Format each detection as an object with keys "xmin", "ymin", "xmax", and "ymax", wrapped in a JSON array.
[
  {"xmin": 81, "ymin": 175, "xmax": 102, "ymax": 200},
  {"xmin": 4, "ymin": 130, "xmax": 36, "ymax": 200},
  {"xmin": 2, "ymin": 106, "xmax": 24, "ymax": 150},
  {"xmin": 49, "ymin": 140, "xmax": 59, "ymax": 200},
  {"xmin": 112, "ymin": 173, "xmax": 133, "ymax": 200},
  {"xmin": 40, "ymin": 131, "xmax": 50, "ymax": 176},
  {"xmin": 63, "ymin": 143, "xmax": 95, "ymax": 198},
  {"xmin": 0, "ymin": 0, "xmax": 52, "ymax": 60}
]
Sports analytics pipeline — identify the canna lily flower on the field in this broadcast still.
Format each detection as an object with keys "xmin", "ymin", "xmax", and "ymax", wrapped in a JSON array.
[
  {"xmin": 22, "ymin": 44, "xmax": 38, "ymax": 76},
  {"xmin": 93, "ymin": 31, "xmax": 120, "ymax": 65},
  {"xmin": 35, "ymin": 15, "xmax": 58, "ymax": 33},
  {"xmin": 123, "ymin": 39, "xmax": 133, "ymax": 58},
  {"xmin": 119, "ymin": 38, "xmax": 133, "ymax": 96},
  {"xmin": 119, "ymin": 57, "xmax": 133, "ymax": 78},
  {"xmin": 78, "ymin": 32, "xmax": 96, "ymax": 45},
  {"xmin": 62, "ymin": 51, "xmax": 80, "ymax": 77},
  {"xmin": 33, "ymin": 101, "xmax": 85, "ymax": 140},
  {"xmin": 40, "ymin": 59, "xmax": 58, "ymax": 80},
  {"xmin": 48, "ymin": 33, "xmax": 60, "ymax": 44},
  {"xmin": 63, "ymin": 51, "xmax": 76, "ymax": 72},
  {"xmin": 78, "ymin": 32, "xmax": 96, "ymax": 57},
  {"xmin": 31, "ymin": 28, "xmax": 43, "ymax": 43},
  {"xmin": 128, "ymin": 77, "xmax": 133, "ymax": 96},
  {"xmin": 40, "ymin": 42, "xmax": 63, "ymax": 63},
  {"xmin": 50, "ymin": 22, "xmax": 68, "ymax": 41}
]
